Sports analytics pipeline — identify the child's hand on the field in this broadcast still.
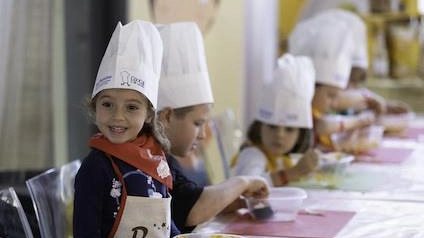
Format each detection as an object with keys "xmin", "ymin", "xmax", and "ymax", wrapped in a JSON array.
[
  {"xmin": 362, "ymin": 89, "xmax": 387, "ymax": 115},
  {"xmin": 293, "ymin": 149, "xmax": 319, "ymax": 176},
  {"xmin": 356, "ymin": 111, "xmax": 376, "ymax": 128},
  {"xmin": 386, "ymin": 100, "xmax": 412, "ymax": 114},
  {"xmin": 240, "ymin": 176, "xmax": 270, "ymax": 199}
]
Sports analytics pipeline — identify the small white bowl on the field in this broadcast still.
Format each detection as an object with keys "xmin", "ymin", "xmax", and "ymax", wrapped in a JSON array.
[
  {"xmin": 319, "ymin": 152, "xmax": 354, "ymax": 175},
  {"xmin": 378, "ymin": 112, "xmax": 415, "ymax": 134},
  {"xmin": 247, "ymin": 187, "xmax": 307, "ymax": 222},
  {"xmin": 331, "ymin": 125, "xmax": 384, "ymax": 153}
]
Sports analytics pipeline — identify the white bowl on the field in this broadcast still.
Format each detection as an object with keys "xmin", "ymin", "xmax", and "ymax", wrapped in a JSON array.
[
  {"xmin": 247, "ymin": 187, "xmax": 307, "ymax": 222},
  {"xmin": 378, "ymin": 112, "xmax": 415, "ymax": 133},
  {"xmin": 318, "ymin": 152, "xmax": 354, "ymax": 174},
  {"xmin": 331, "ymin": 125, "xmax": 384, "ymax": 153}
]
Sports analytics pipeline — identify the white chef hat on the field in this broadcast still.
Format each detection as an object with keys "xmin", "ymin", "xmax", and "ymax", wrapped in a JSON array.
[
  {"xmin": 92, "ymin": 20, "xmax": 163, "ymax": 109},
  {"xmin": 289, "ymin": 16, "xmax": 354, "ymax": 89},
  {"xmin": 256, "ymin": 54, "xmax": 315, "ymax": 129},
  {"xmin": 156, "ymin": 22, "xmax": 214, "ymax": 111},
  {"xmin": 313, "ymin": 9, "xmax": 368, "ymax": 69}
]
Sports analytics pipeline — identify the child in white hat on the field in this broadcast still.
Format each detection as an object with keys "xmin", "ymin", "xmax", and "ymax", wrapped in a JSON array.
[
  {"xmin": 289, "ymin": 14, "xmax": 375, "ymax": 151},
  {"xmin": 317, "ymin": 9, "xmax": 411, "ymax": 116},
  {"xmin": 74, "ymin": 20, "xmax": 180, "ymax": 237},
  {"xmin": 156, "ymin": 22, "xmax": 270, "ymax": 232},
  {"xmin": 232, "ymin": 54, "xmax": 318, "ymax": 186}
]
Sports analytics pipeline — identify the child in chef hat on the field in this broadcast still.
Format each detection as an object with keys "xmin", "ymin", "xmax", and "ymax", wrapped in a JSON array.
[
  {"xmin": 315, "ymin": 9, "xmax": 411, "ymax": 116},
  {"xmin": 289, "ymin": 15, "xmax": 375, "ymax": 151},
  {"xmin": 156, "ymin": 22, "xmax": 270, "ymax": 232},
  {"xmin": 232, "ymin": 53, "xmax": 319, "ymax": 186},
  {"xmin": 74, "ymin": 20, "xmax": 180, "ymax": 237}
]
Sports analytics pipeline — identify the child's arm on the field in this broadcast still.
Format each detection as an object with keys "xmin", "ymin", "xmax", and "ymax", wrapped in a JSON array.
[
  {"xmin": 386, "ymin": 99, "xmax": 412, "ymax": 114},
  {"xmin": 333, "ymin": 88, "xmax": 386, "ymax": 115},
  {"xmin": 73, "ymin": 155, "xmax": 107, "ymax": 237},
  {"xmin": 270, "ymin": 149, "xmax": 319, "ymax": 185},
  {"xmin": 315, "ymin": 112, "xmax": 375, "ymax": 136},
  {"xmin": 185, "ymin": 176, "xmax": 269, "ymax": 226},
  {"xmin": 333, "ymin": 89, "xmax": 369, "ymax": 112}
]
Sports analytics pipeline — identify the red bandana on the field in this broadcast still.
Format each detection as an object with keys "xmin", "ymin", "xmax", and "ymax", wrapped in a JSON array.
[{"xmin": 89, "ymin": 134, "xmax": 173, "ymax": 189}]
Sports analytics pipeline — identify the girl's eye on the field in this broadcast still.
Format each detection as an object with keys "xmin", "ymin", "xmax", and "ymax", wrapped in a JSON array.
[
  {"xmin": 101, "ymin": 102, "xmax": 112, "ymax": 108},
  {"xmin": 127, "ymin": 104, "xmax": 139, "ymax": 111},
  {"xmin": 267, "ymin": 124, "xmax": 278, "ymax": 130},
  {"xmin": 194, "ymin": 120, "xmax": 204, "ymax": 127},
  {"xmin": 285, "ymin": 127, "xmax": 295, "ymax": 133}
]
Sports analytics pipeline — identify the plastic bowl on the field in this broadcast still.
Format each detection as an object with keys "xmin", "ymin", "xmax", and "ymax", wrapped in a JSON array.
[
  {"xmin": 173, "ymin": 234, "xmax": 245, "ymax": 238},
  {"xmin": 247, "ymin": 187, "xmax": 307, "ymax": 222},
  {"xmin": 331, "ymin": 125, "xmax": 384, "ymax": 154},
  {"xmin": 318, "ymin": 152, "xmax": 354, "ymax": 174},
  {"xmin": 378, "ymin": 112, "xmax": 415, "ymax": 134}
]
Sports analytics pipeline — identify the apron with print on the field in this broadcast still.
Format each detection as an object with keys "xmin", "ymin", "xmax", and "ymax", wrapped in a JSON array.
[
  {"xmin": 113, "ymin": 195, "xmax": 171, "ymax": 238},
  {"xmin": 88, "ymin": 134, "xmax": 173, "ymax": 238},
  {"xmin": 107, "ymin": 156, "xmax": 171, "ymax": 238}
]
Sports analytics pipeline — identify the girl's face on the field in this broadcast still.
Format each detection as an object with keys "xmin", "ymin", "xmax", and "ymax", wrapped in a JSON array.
[
  {"xmin": 162, "ymin": 104, "xmax": 212, "ymax": 157},
  {"xmin": 94, "ymin": 89, "xmax": 151, "ymax": 144},
  {"xmin": 312, "ymin": 85, "xmax": 341, "ymax": 113},
  {"xmin": 260, "ymin": 123, "xmax": 300, "ymax": 156}
]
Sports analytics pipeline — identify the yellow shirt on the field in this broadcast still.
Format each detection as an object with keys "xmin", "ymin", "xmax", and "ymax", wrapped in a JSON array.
[
  {"xmin": 231, "ymin": 144, "xmax": 293, "ymax": 172},
  {"xmin": 313, "ymin": 108, "xmax": 333, "ymax": 148}
]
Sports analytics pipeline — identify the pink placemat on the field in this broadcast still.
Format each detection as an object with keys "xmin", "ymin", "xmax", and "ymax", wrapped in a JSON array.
[
  {"xmin": 223, "ymin": 210, "xmax": 355, "ymax": 238},
  {"xmin": 356, "ymin": 147, "xmax": 414, "ymax": 164},
  {"xmin": 404, "ymin": 127, "xmax": 424, "ymax": 139},
  {"xmin": 385, "ymin": 127, "xmax": 424, "ymax": 140}
]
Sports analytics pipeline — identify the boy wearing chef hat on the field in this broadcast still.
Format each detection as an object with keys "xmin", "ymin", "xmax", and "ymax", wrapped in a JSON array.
[
  {"xmin": 74, "ymin": 20, "xmax": 181, "ymax": 237},
  {"xmin": 289, "ymin": 15, "xmax": 375, "ymax": 150},
  {"xmin": 315, "ymin": 9, "xmax": 411, "ymax": 116},
  {"xmin": 156, "ymin": 22, "xmax": 270, "ymax": 232},
  {"xmin": 232, "ymin": 54, "xmax": 318, "ymax": 186}
]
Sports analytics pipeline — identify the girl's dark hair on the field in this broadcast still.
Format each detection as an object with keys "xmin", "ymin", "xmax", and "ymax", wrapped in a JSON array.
[
  {"xmin": 315, "ymin": 83, "xmax": 324, "ymax": 88},
  {"xmin": 349, "ymin": 66, "xmax": 367, "ymax": 86},
  {"xmin": 240, "ymin": 120, "xmax": 313, "ymax": 154},
  {"xmin": 86, "ymin": 94, "xmax": 170, "ymax": 151}
]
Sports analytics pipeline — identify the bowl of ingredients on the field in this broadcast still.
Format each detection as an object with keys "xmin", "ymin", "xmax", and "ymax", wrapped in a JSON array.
[
  {"xmin": 377, "ymin": 112, "xmax": 415, "ymax": 134},
  {"xmin": 331, "ymin": 125, "xmax": 384, "ymax": 154},
  {"xmin": 247, "ymin": 187, "xmax": 307, "ymax": 222},
  {"xmin": 318, "ymin": 152, "xmax": 354, "ymax": 174}
]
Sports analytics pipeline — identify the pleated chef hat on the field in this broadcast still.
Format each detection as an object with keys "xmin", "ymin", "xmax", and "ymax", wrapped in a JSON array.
[
  {"xmin": 256, "ymin": 54, "xmax": 315, "ymax": 129},
  {"xmin": 92, "ymin": 20, "xmax": 163, "ymax": 108},
  {"xmin": 313, "ymin": 9, "xmax": 368, "ymax": 69},
  {"xmin": 289, "ymin": 16, "xmax": 354, "ymax": 89},
  {"xmin": 156, "ymin": 22, "xmax": 214, "ymax": 110}
]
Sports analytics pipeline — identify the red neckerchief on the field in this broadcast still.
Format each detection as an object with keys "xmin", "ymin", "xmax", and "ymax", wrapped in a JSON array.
[{"xmin": 89, "ymin": 133, "xmax": 172, "ymax": 189}]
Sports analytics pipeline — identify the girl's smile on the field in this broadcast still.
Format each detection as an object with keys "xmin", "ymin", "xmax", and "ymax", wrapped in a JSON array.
[{"xmin": 95, "ymin": 89, "xmax": 151, "ymax": 144}]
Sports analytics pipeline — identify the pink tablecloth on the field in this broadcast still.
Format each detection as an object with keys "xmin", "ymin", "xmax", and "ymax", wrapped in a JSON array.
[
  {"xmin": 386, "ymin": 127, "xmax": 424, "ymax": 140},
  {"xmin": 356, "ymin": 147, "xmax": 414, "ymax": 164},
  {"xmin": 223, "ymin": 210, "xmax": 356, "ymax": 238}
]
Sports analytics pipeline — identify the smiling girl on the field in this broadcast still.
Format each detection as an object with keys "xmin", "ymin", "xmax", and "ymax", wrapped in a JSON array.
[{"xmin": 73, "ymin": 20, "xmax": 179, "ymax": 237}]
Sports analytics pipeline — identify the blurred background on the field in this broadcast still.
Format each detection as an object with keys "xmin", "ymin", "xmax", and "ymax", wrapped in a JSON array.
[{"xmin": 1, "ymin": 0, "xmax": 424, "ymax": 195}]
